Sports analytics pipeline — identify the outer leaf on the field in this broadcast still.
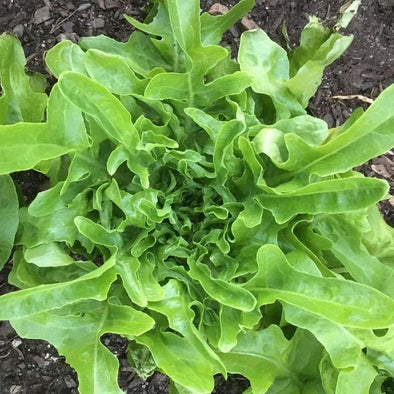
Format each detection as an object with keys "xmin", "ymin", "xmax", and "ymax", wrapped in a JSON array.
[
  {"xmin": 58, "ymin": 71, "xmax": 139, "ymax": 147},
  {"xmin": 80, "ymin": 32, "xmax": 171, "ymax": 76},
  {"xmin": 0, "ymin": 175, "xmax": 18, "ymax": 269},
  {"xmin": 258, "ymin": 177, "xmax": 388, "ymax": 224},
  {"xmin": 219, "ymin": 325, "xmax": 298, "ymax": 393},
  {"xmin": 46, "ymin": 84, "xmax": 90, "ymax": 149},
  {"xmin": 314, "ymin": 214, "xmax": 394, "ymax": 297},
  {"xmin": 11, "ymin": 302, "xmax": 154, "ymax": 394},
  {"xmin": 265, "ymin": 85, "xmax": 394, "ymax": 175},
  {"xmin": 148, "ymin": 280, "xmax": 226, "ymax": 375},
  {"xmin": 138, "ymin": 329, "xmax": 216, "ymax": 394},
  {"xmin": 0, "ymin": 33, "xmax": 47, "ymax": 124},
  {"xmin": 0, "ymin": 261, "xmax": 117, "ymax": 320},
  {"xmin": 0, "ymin": 123, "xmax": 72, "ymax": 174},
  {"xmin": 246, "ymin": 245, "xmax": 394, "ymax": 328},
  {"xmin": 166, "ymin": 0, "xmax": 201, "ymax": 53},
  {"xmin": 283, "ymin": 304, "xmax": 363, "ymax": 369}
]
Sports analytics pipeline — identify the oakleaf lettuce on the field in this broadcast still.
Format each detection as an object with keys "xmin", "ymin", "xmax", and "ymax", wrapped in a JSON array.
[{"xmin": 0, "ymin": 1, "xmax": 393, "ymax": 393}]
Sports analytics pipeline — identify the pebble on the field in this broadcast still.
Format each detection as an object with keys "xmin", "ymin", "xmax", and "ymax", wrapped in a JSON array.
[
  {"xmin": 93, "ymin": 17, "xmax": 105, "ymax": 29},
  {"xmin": 11, "ymin": 338, "xmax": 22, "ymax": 348},
  {"xmin": 33, "ymin": 6, "xmax": 51, "ymax": 25},
  {"xmin": 12, "ymin": 24, "xmax": 24, "ymax": 38}
]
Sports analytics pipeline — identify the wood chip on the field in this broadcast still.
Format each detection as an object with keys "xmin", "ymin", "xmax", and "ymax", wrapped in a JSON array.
[
  {"xmin": 389, "ymin": 197, "xmax": 394, "ymax": 207},
  {"xmin": 32, "ymin": 355, "xmax": 45, "ymax": 368},
  {"xmin": 105, "ymin": 0, "xmax": 119, "ymax": 9},
  {"xmin": 331, "ymin": 94, "xmax": 374, "ymax": 104},
  {"xmin": 64, "ymin": 375, "xmax": 78, "ymax": 388}
]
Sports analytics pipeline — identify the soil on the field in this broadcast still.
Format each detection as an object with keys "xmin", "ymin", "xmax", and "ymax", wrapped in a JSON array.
[{"xmin": 1, "ymin": 0, "xmax": 394, "ymax": 393}]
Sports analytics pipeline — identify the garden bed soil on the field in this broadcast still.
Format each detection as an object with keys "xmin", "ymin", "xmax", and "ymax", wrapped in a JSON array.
[{"xmin": 1, "ymin": 0, "xmax": 393, "ymax": 393}]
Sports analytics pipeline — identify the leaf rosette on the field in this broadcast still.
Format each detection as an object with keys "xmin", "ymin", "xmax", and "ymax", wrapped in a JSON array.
[{"xmin": 0, "ymin": 1, "xmax": 393, "ymax": 393}]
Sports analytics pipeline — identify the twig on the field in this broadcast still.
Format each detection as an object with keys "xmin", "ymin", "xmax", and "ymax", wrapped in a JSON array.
[{"xmin": 330, "ymin": 94, "xmax": 374, "ymax": 104}]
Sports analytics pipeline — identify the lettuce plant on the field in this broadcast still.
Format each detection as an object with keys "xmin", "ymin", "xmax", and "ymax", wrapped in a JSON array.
[{"xmin": 1, "ymin": 1, "xmax": 394, "ymax": 393}]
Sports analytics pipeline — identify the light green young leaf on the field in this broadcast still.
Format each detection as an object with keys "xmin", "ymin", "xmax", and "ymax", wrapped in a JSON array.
[
  {"xmin": 238, "ymin": 29, "xmax": 305, "ymax": 119},
  {"xmin": 188, "ymin": 253, "xmax": 256, "ymax": 312},
  {"xmin": 45, "ymin": 40, "xmax": 87, "ymax": 78},
  {"xmin": 0, "ymin": 175, "xmax": 18, "ymax": 269},
  {"xmin": 74, "ymin": 216, "xmax": 123, "ymax": 251},
  {"xmin": 200, "ymin": 0, "xmax": 254, "ymax": 46},
  {"xmin": 362, "ymin": 205, "xmax": 394, "ymax": 267},
  {"xmin": 18, "ymin": 191, "xmax": 89, "ymax": 248},
  {"xmin": 46, "ymin": 84, "xmax": 90, "ymax": 149},
  {"xmin": 84, "ymin": 49, "xmax": 147, "ymax": 95},
  {"xmin": 287, "ymin": 19, "xmax": 353, "ymax": 107},
  {"xmin": 24, "ymin": 243, "xmax": 76, "ymax": 268},
  {"xmin": 336, "ymin": 355, "xmax": 377, "ymax": 394}
]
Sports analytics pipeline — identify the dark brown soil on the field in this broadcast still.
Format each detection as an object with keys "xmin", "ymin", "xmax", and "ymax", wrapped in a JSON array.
[{"xmin": 1, "ymin": 0, "xmax": 394, "ymax": 393}]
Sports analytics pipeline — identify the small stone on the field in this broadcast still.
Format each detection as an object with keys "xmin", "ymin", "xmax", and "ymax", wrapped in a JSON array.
[
  {"xmin": 12, "ymin": 24, "xmax": 24, "ymax": 38},
  {"xmin": 64, "ymin": 375, "xmax": 78, "ymax": 388},
  {"xmin": 10, "ymin": 386, "xmax": 23, "ymax": 394},
  {"xmin": 44, "ymin": 18, "xmax": 55, "ymax": 27},
  {"xmin": 371, "ymin": 164, "xmax": 392, "ymax": 179},
  {"xmin": 62, "ymin": 21, "xmax": 75, "ymax": 34},
  {"xmin": 33, "ymin": 6, "xmax": 51, "ymax": 25},
  {"xmin": 78, "ymin": 3, "xmax": 92, "ymax": 12},
  {"xmin": 11, "ymin": 338, "xmax": 22, "ymax": 348},
  {"xmin": 105, "ymin": 0, "xmax": 119, "ymax": 9},
  {"xmin": 229, "ymin": 26, "xmax": 240, "ymax": 38},
  {"xmin": 32, "ymin": 355, "xmax": 45, "ymax": 368},
  {"xmin": 389, "ymin": 197, "xmax": 394, "ymax": 207},
  {"xmin": 57, "ymin": 32, "xmax": 79, "ymax": 43},
  {"xmin": 93, "ymin": 17, "xmax": 105, "ymax": 29},
  {"xmin": 241, "ymin": 17, "xmax": 260, "ymax": 30},
  {"xmin": 96, "ymin": 0, "xmax": 106, "ymax": 9}
]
